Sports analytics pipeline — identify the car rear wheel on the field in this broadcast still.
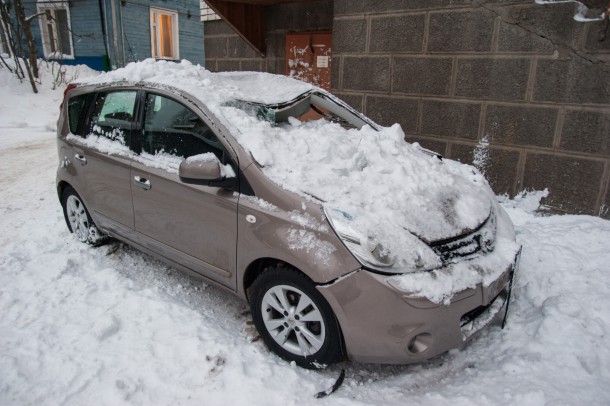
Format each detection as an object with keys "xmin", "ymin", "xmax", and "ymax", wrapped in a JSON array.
[
  {"xmin": 250, "ymin": 267, "xmax": 344, "ymax": 369},
  {"xmin": 61, "ymin": 186, "xmax": 106, "ymax": 245}
]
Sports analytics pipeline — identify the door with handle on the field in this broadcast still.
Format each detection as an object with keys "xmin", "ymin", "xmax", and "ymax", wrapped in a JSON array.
[
  {"xmin": 73, "ymin": 89, "xmax": 138, "ymax": 234},
  {"xmin": 130, "ymin": 92, "xmax": 238, "ymax": 287}
]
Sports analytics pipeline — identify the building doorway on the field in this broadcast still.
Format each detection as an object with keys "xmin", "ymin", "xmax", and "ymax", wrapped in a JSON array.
[{"xmin": 285, "ymin": 31, "xmax": 332, "ymax": 91}]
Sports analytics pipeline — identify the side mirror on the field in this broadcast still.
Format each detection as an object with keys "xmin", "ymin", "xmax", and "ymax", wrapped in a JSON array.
[
  {"xmin": 179, "ymin": 156, "xmax": 222, "ymax": 181},
  {"xmin": 179, "ymin": 155, "xmax": 237, "ymax": 190}
]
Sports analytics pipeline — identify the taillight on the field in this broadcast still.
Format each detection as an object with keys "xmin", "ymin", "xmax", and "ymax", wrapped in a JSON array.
[{"xmin": 60, "ymin": 83, "xmax": 78, "ymax": 111}]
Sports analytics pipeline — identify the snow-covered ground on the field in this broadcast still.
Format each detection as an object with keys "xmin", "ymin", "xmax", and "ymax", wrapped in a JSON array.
[{"xmin": 1, "ymin": 63, "xmax": 609, "ymax": 405}]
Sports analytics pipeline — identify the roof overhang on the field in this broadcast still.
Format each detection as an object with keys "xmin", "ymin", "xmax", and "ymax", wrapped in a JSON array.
[{"xmin": 204, "ymin": 0, "xmax": 313, "ymax": 56}]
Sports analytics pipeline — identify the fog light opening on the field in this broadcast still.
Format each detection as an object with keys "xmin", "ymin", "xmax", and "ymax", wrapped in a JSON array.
[{"xmin": 407, "ymin": 333, "xmax": 433, "ymax": 355}]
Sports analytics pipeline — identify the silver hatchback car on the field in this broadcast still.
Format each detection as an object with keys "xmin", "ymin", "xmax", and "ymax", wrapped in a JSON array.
[{"xmin": 57, "ymin": 60, "xmax": 521, "ymax": 369}]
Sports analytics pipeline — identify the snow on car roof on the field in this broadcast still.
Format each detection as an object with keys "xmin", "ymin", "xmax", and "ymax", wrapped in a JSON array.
[{"xmin": 79, "ymin": 58, "xmax": 315, "ymax": 106}]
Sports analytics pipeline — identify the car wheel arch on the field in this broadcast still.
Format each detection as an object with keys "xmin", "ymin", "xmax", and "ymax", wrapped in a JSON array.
[
  {"xmin": 57, "ymin": 180, "xmax": 71, "ymax": 201},
  {"xmin": 242, "ymin": 257, "xmax": 299, "ymax": 300}
]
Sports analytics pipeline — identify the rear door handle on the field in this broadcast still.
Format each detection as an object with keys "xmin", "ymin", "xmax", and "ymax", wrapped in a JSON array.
[
  {"xmin": 74, "ymin": 154, "xmax": 87, "ymax": 165},
  {"xmin": 134, "ymin": 176, "xmax": 151, "ymax": 190}
]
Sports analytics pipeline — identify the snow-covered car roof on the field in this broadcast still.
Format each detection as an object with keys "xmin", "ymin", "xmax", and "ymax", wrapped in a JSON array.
[{"xmin": 79, "ymin": 59, "xmax": 317, "ymax": 107}]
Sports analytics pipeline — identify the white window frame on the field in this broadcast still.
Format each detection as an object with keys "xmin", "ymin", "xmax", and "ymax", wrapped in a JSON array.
[
  {"xmin": 150, "ymin": 7, "xmax": 179, "ymax": 60},
  {"xmin": 36, "ymin": 1, "xmax": 74, "ymax": 59}
]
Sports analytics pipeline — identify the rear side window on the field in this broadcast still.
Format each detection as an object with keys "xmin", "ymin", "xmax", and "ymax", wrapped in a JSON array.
[
  {"xmin": 89, "ymin": 91, "xmax": 137, "ymax": 146},
  {"xmin": 67, "ymin": 93, "xmax": 92, "ymax": 136}
]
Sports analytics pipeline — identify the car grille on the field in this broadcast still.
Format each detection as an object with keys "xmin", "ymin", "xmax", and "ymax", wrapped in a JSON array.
[{"xmin": 429, "ymin": 212, "xmax": 496, "ymax": 264}]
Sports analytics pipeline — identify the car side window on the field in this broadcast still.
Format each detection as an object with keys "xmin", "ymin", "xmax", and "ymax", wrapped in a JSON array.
[
  {"xmin": 142, "ymin": 93, "xmax": 225, "ymax": 161},
  {"xmin": 89, "ymin": 91, "xmax": 137, "ymax": 146},
  {"xmin": 67, "ymin": 93, "xmax": 93, "ymax": 136}
]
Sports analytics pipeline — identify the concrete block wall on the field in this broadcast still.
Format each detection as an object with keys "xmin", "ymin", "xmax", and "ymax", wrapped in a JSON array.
[
  {"xmin": 204, "ymin": 0, "xmax": 333, "ymax": 73},
  {"xmin": 332, "ymin": 0, "xmax": 610, "ymax": 217}
]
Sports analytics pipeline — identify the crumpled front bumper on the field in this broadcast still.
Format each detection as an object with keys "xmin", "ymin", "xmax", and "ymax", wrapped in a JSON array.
[{"xmin": 317, "ymin": 247, "xmax": 521, "ymax": 364}]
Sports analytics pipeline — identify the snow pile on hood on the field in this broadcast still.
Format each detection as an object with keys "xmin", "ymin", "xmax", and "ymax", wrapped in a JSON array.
[{"xmin": 227, "ymin": 114, "xmax": 496, "ymax": 275}]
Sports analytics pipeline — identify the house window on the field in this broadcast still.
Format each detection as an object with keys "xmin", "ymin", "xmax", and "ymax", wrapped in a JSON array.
[
  {"xmin": 37, "ymin": 3, "xmax": 74, "ymax": 59},
  {"xmin": 150, "ymin": 8, "xmax": 179, "ymax": 60}
]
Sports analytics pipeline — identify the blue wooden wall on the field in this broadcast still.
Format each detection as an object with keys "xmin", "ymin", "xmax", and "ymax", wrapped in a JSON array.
[{"xmin": 21, "ymin": 0, "xmax": 204, "ymax": 71}]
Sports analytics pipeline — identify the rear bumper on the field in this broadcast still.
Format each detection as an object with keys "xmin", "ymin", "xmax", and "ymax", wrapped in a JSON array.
[{"xmin": 318, "ymin": 245, "xmax": 521, "ymax": 364}]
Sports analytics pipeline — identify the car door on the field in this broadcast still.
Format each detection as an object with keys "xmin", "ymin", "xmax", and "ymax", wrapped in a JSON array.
[
  {"xmin": 130, "ymin": 91, "xmax": 238, "ymax": 287},
  {"xmin": 67, "ymin": 89, "xmax": 138, "ymax": 238}
]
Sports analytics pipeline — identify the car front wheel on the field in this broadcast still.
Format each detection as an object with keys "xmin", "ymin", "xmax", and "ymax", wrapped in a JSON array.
[{"xmin": 250, "ymin": 267, "xmax": 344, "ymax": 369}]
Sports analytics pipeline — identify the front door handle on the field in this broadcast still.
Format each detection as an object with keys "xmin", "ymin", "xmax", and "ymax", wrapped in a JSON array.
[
  {"xmin": 134, "ymin": 176, "xmax": 151, "ymax": 190},
  {"xmin": 74, "ymin": 154, "xmax": 87, "ymax": 165}
]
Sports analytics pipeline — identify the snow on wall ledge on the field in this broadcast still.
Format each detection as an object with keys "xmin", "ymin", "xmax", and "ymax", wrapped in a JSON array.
[{"xmin": 535, "ymin": 0, "xmax": 610, "ymax": 22}]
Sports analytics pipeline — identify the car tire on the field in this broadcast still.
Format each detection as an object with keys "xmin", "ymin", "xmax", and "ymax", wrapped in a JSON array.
[
  {"xmin": 61, "ymin": 186, "xmax": 106, "ymax": 245},
  {"xmin": 250, "ymin": 266, "xmax": 344, "ymax": 369}
]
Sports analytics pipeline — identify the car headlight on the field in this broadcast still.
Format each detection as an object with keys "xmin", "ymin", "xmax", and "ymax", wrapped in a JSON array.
[{"xmin": 324, "ymin": 207, "xmax": 441, "ymax": 274}]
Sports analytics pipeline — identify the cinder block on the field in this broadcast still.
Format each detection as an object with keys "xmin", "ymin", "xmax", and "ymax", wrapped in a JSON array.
[
  {"xmin": 522, "ymin": 153, "xmax": 605, "ymax": 214},
  {"xmin": 265, "ymin": 33, "xmax": 285, "ymax": 59},
  {"xmin": 393, "ymin": 57, "xmax": 452, "ymax": 95},
  {"xmin": 365, "ymin": 96, "xmax": 419, "ymax": 132},
  {"xmin": 332, "ymin": 56, "xmax": 341, "ymax": 90},
  {"xmin": 560, "ymin": 110, "xmax": 610, "ymax": 156},
  {"xmin": 227, "ymin": 36, "xmax": 257, "ymax": 58},
  {"xmin": 506, "ymin": 3, "xmax": 585, "ymax": 50},
  {"xmin": 204, "ymin": 37, "xmax": 228, "ymax": 59},
  {"xmin": 333, "ymin": 18, "xmax": 367, "ymax": 53},
  {"xmin": 241, "ymin": 59, "xmax": 263, "ymax": 72},
  {"xmin": 585, "ymin": 20, "xmax": 610, "ymax": 52},
  {"xmin": 450, "ymin": 143, "xmax": 520, "ymax": 196},
  {"xmin": 334, "ymin": 0, "xmax": 472, "ymax": 15},
  {"xmin": 497, "ymin": 22, "xmax": 554, "ymax": 53},
  {"xmin": 334, "ymin": 92, "xmax": 364, "ymax": 111},
  {"xmin": 456, "ymin": 58, "xmax": 530, "ymax": 101},
  {"xmin": 205, "ymin": 59, "xmax": 218, "ymax": 72},
  {"xmin": 485, "ymin": 104, "xmax": 557, "ymax": 148},
  {"xmin": 267, "ymin": 1, "xmax": 333, "ymax": 31},
  {"xmin": 265, "ymin": 58, "xmax": 283, "ymax": 74},
  {"xmin": 533, "ymin": 59, "xmax": 610, "ymax": 104},
  {"xmin": 343, "ymin": 56, "xmax": 390, "ymax": 92},
  {"xmin": 216, "ymin": 60, "xmax": 241, "ymax": 72},
  {"xmin": 421, "ymin": 100, "xmax": 480, "ymax": 140},
  {"xmin": 428, "ymin": 10, "xmax": 495, "ymax": 53},
  {"xmin": 204, "ymin": 21, "xmax": 235, "ymax": 36},
  {"xmin": 370, "ymin": 14, "xmax": 425, "ymax": 53}
]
